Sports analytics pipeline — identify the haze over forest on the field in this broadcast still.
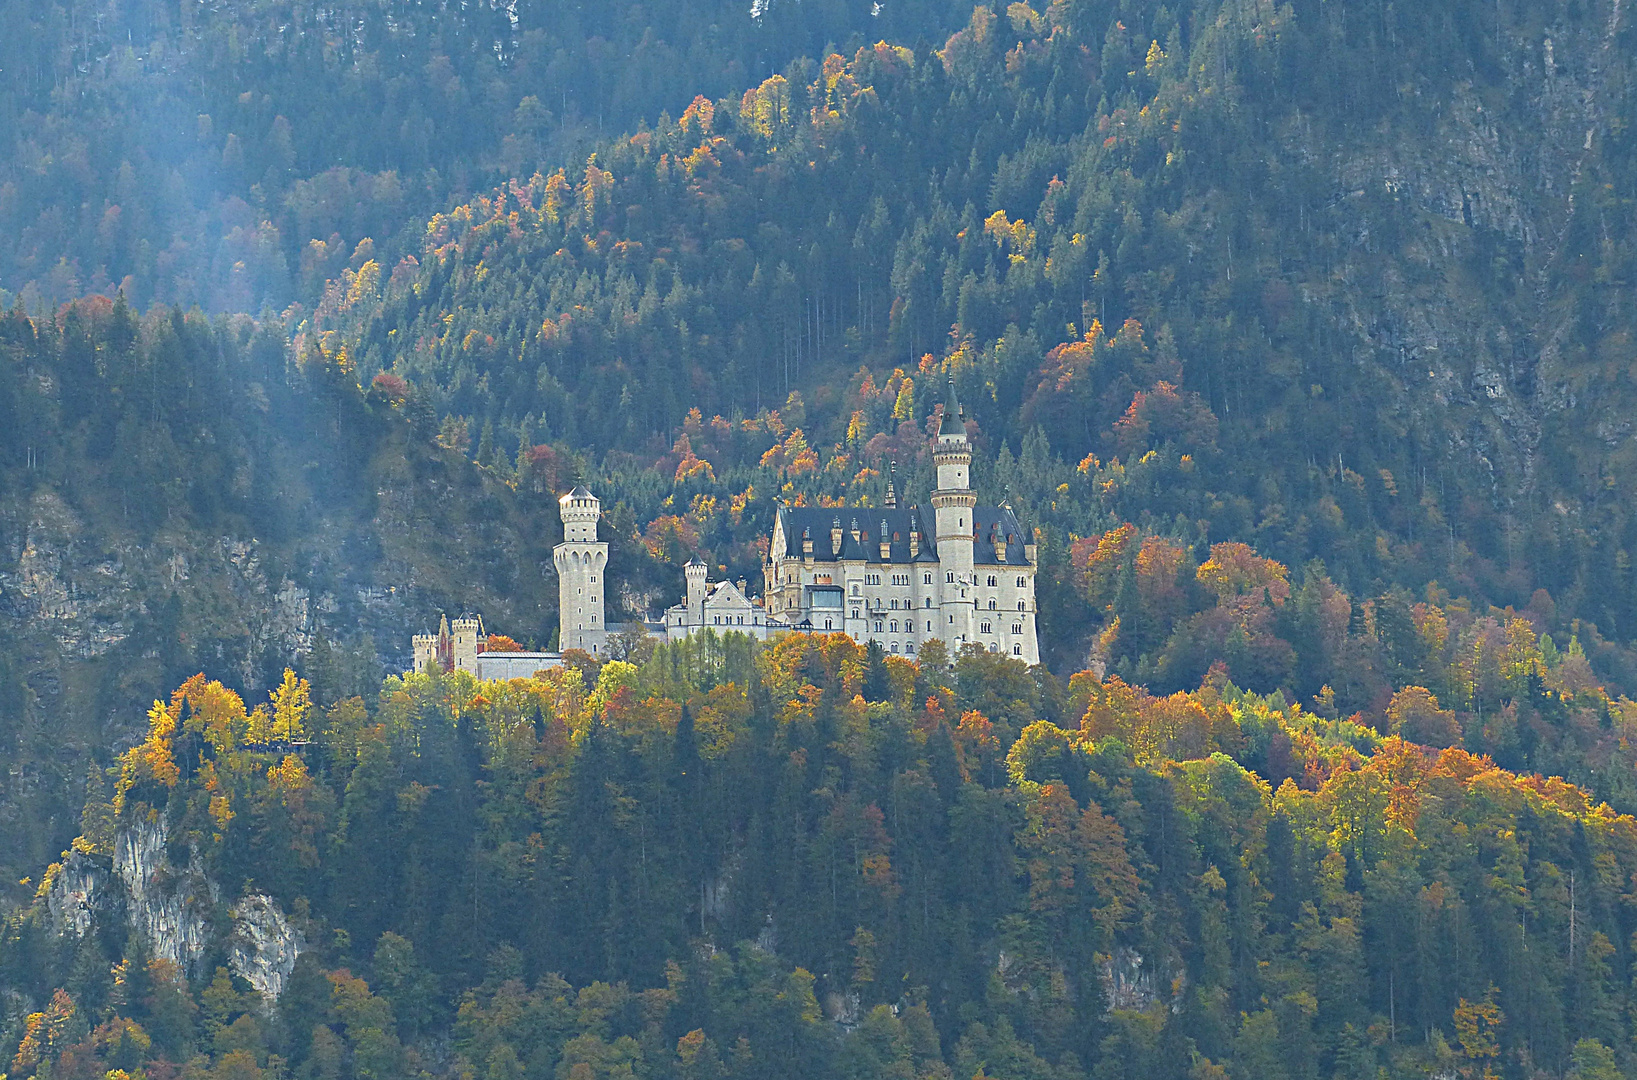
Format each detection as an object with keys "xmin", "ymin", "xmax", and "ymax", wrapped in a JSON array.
[{"xmin": 4, "ymin": 0, "xmax": 1637, "ymax": 1078}]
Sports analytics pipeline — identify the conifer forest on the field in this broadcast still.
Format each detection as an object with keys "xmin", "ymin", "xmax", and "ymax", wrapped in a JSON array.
[{"xmin": 5, "ymin": 0, "xmax": 1637, "ymax": 1077}]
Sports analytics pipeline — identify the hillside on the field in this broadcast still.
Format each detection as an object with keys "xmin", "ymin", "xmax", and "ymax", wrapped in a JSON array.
[
  {"xmin": 330, "ymin": 0, "xmax": 1637, "ymax": 688},
  {"xmin": 0, "ymin": 0, "xmax": 973, "ymax": 313},
  {"xmin": 0, "ymin": 298, "xmax": 691, "ymax": 888},
  {"xmin": 7, "ymin": 640, "xmax": 1637, "ymax": 1079},
  {"xmin": 5, "ymin": 1, "xmax": 1637, "ymax": 1077}
]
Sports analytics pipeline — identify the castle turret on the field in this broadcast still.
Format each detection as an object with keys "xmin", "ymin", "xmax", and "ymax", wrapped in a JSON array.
[
  {"xmin": 932, "ymin": 380, "xmax": 977, "ymax": 646},
  {"xmin": 554, "ymin": 486, "xmax": 609, "ymax": 654},
  {"xmin": 450, "ymin": 615, "xmax": 484, "ymax": 672},
  {"xmin": 685, "ymin": 557, "xmax": 708, "ymax": 626}
]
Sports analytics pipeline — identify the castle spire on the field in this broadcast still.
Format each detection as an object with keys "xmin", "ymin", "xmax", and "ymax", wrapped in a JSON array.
[
  {"xmin": 885, "ymin": 460, "xmax": 898, "ymax": 508},
  {"xmin": 939, "ymin": 378, "xmax": 965, "ymax": 437}
]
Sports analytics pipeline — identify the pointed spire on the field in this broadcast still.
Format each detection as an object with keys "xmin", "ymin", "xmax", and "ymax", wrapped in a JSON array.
[
  {"xmin": 939, "ymin": 378, "xmax": 965, "ymax": 436},
  {"xmin": 885, "ymin": 460, "xmax": 898, "ymax": 508}
]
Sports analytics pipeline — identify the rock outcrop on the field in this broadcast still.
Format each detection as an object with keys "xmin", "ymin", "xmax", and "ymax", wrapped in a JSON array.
[{"xmin": 44, "ymin": 817, "xmax": 304, "ymax": 1001}]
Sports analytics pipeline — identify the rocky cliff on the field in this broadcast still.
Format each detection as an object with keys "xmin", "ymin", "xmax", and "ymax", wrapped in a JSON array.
[{"xmin": 45, "ymin": 817, "xmax": 304, "ymax": 1000}]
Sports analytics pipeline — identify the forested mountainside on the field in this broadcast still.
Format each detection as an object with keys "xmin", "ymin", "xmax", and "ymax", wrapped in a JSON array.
[
  {"xmin": 0, "ymin": 0, "xmax": 969, "ymax": 313},
  {"xmin": 0, "ymin": 300, "xmax": 694, "ymax": 889},
  {"xmin": 9, "ymin": 639, "xmax": 1637, "ymax": 1080},
  {"xmin": 6, "ymin": 0, "xmax": 1637, "ymax": 1076},
  {"xmin": 331, "ymin": 0, "xmax": 1637, "ymax": 684}
]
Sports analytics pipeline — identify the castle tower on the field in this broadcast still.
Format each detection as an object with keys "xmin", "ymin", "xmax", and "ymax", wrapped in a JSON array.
[
  {"xmin": 554, "ymin": 486, "xmax": 609, "ymax": 654},
  {"xmin": 685, "ymin": 557, "xmax": 708, "ymax": 627},
  {"xmin": 450, "ymin": 615, "xmax": 484, "ymax": 672},
  {"xmin": 932, "ymin": 380, "xmax": 977, "ymax": 646}
]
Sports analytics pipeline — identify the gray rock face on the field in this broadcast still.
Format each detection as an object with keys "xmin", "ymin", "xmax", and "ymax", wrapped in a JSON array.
[
  {"xmin": 44, "ymin": 854, "xmax": 105, "ymax": 939},
  {"xmin": 228, "ymin": 893, "xmax": 307, "ymax": 1002},
  {"xmin": 44, "ymin": 818, "xmax": 305, "ymax": 1000},
  {"xmin": 114, "ymin": 817, "xmax": 217, "ymax": 974}
]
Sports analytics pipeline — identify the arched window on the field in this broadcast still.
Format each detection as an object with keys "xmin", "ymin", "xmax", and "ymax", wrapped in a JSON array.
[
  {"xmin": 825, "ymin": 618, "xmax": 833, "ymax": 629},
  {"xmin": 1019, "ymin": 600, "xmax": 1027, "ymax": 610},
  {"xmin": 987, "ymin": 575, "xmax": 997, "ymax": 587},
  {"xmin": 946, "ymin": 572, "xmax": 955, "ymax": 583},
  {"xmin": 1016, "ymin": 576, "xmax": 1026, "ymax": 588},
  {"xmin": 1012, "ymin": 624, "xmax": 1022, "ymax": 635},
  {"xmin": 981, "ymin": 621, "xmax": 992, "ymax": 634},
  {"xmin": 924, "ymin": 572, "xmax": 933, "ymax": 585},
  {"xmin": 1012, "ymin": 643, "xmax": 1022, "ymax": 655},
  {"xmin": 988, "ymin": 600, "xmax": 996, "ymax": 610}
]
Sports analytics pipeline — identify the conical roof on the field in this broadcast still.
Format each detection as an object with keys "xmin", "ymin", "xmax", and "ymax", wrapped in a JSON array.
[{"xmin": 939, "ymin": 379, "xmax": 965, "ymax": 436}]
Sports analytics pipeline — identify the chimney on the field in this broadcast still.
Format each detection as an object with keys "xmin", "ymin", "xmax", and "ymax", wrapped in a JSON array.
[
  {"xmin": 830, "ymin": 517, "xmax": 843, "ymax": 556},
  {"xmin": 802, "ymin": 526, "xmax": 814, "ymax": 562},
  {"xmin": 879, "ymin": 520, "xmax": 891, "ymax": 560}
]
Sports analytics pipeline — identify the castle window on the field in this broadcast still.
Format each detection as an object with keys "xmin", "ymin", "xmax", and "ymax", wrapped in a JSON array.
[
  {"xmin": 926, "ymin": 622, "xmax": 932, "ymax": 632},
  {"xmin": 988, "ymin": 600, "xmax": 996, "ymax": 610},
  {"xmin": 891, "ymin": 642, "xmax": 900, "ymax": 653},
  {"xmin": 890, "ymin": 599, "xmax": 898, "ymax": 610},
  {"xmin": 924, "ymin": 572, "xmax": 933, "ymax": 584},
  {"xmin": 851, "ymin": 584, "xmax": 860, "ymax": 596},
  {"xmin": 906, "ymin": 642, "xmax": 916, "ymax": 654},
  {"xmin": 981, "ymin": 621, "xmax": 992, "ymax": 634},
  {"xmin": 987, "ymin": 575, "xmax": 998, "ymax": 587},
  {"xmin": 874, "ymin": 620, "xmax": 884, "ymax": 632},
  {"xmin": 737, "ymin": 615, "xmax": 744, "ymax": 625},
  {"xmin": 1012, "ymin": 624, "xmax": 1023, "ymax": 635},
  {"xmin": 946, "ymin": 572, "xmax": 955, "ymax": 583},
  {"xmin": 1017, "ymin": 576, "xmax": 1026, "ymax": 588},
  {"xmin": 890, "ymin": 620, "xmax": 898, "ymax": 632},
  {"xmin": 1019, "ymin": 601, "xmax": 1027, "ymax": 611},
  {"xmin": 591, "ymin": 575, "xmax": 597, "ymax": 583},
  {"xmin": 867, "ymin": 573, "xmax": 881, "ymax": 585},
  {"xmin": 924, "ymin": 598, "xmax": 932, "ymax": 608},
  {"xmin": 1013, "ymin": 644, "xmax": 1022, "ymax": 655},
  {"xmin": 825, "ymin": 619, "xmax": 833, "ymax": 629}
]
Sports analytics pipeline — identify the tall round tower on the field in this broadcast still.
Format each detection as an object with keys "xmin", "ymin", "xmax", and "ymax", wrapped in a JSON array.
[
  {"xmin": 685, "ymin": 557, "xmax": 708, "ymax": 627},
  {"xmin": 554, "ymin": 486, "xmax": 609, "ymax": 654},
  {"xmin": 931, "ymin": 380, "xmax": 976, "ymax": 647}
]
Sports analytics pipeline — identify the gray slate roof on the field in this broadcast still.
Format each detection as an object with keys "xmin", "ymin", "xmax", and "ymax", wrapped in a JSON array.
[{"xmin": 777, "ymin": 504, "xmax": 1031, "ymax": 566}]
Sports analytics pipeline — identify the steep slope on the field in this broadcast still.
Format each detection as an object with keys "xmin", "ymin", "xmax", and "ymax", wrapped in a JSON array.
[
  {"xmin": 0, "ymin": 0, "xmax": 974, "ymax": 312},
  {"xmin": 340, "ymin": 0, "xmax": 1637, "ymax": 671},
  {"xmin": 0, "ymin": 299, "xmax": 673, "ymax": 887}
]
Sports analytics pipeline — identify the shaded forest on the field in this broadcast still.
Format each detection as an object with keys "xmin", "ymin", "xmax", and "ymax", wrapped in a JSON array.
[
  {"xmin": 4, "ymin": 0, "xmax": 1637, "ymax": 1076},
  {"xmin": 8, "ymin": 624, "xmax": 1637, "ymax": 1079}
]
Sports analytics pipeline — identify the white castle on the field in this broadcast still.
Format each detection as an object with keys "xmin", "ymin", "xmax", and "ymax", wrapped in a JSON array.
[{"xmin": 412, "ymin": 381, "xmax": 1039, "ymax": 673}]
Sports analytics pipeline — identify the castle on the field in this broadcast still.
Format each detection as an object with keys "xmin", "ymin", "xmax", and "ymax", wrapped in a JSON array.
[
  {"xmin": 759, "ymin": 381, "xmax": 1039, "ymax": 663},
  {"xmin": 412, "ymin": 381, "xmax": 1039, "ymax": 672}
]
